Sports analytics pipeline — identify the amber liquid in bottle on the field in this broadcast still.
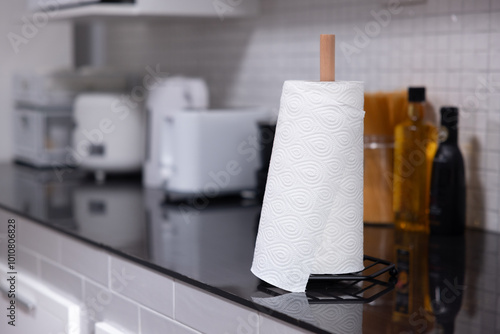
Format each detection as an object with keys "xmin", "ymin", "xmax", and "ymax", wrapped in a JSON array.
[
  {"xmin": 393, "ymin": 98, "xmax": 437, "ymax": 233},
  {"xmin": 392, "ymin": 230, "xmax": 434, "ymax": 332}
]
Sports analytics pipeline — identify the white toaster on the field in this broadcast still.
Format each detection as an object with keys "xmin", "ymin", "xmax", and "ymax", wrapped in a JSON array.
[
  {"xmin": 162, "ymin": 108, "xmax": 269, "ymax": 197},
  {"xmin": 143, "ymin": 76, "xmax": 270, "ymax": 196}
]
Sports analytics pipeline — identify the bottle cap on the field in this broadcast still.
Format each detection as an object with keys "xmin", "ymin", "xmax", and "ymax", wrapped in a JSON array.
[
  {"xmin": 408, "ymin": 87, "xmax": 426, "ymax": 102},
  {"xmin": 440, "ymin": 106, "xmax": 459, "ymax": 127}
]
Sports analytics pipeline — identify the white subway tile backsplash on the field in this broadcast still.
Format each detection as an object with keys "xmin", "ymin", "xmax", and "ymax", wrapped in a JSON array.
[
  {"xmin": 397, "ymin": 17, "xmax": 415, "ymax": 35},
  {"xmin": 490, "ymin": 32, "xmax": 500, "ymax": 51},
  {"xmin": 449, "ymin": 33, "xmax": 463, "ymax": 51},
  {"xmin": 412, "ymin": 53, "xmax": 424, "ymax": 71},
  {"xmin": 461, "ymin": 73, "xmax": 484, "ymax": 92},
  {"xmin": 448, "ymin": 15, "xmax": 463, "ymax": 32},
  {"xmin": 424, "ymin": 53, "xmax": 437, "ymax": 70},
  {"xmin": 487, "ymin": 130, "xmax": 500, "ymax": 149},
  {"xmin": 61, "ymin": 235, "xmax": 109, "ymax": 286},
  {"xmin": 485, "ymin": 211, "xmax": 500, "ymax": 233},
  {"xmin": 140, "ymin": 308, "xmax": 200, "ymax": 334},
  {"xmin": 487, "ymin": 152, "xmax": 500, "ymax": 173},
  {"xmin": 174, "ymin": 281, "xmax": 259, "ymax": 334},
  {"xmin": 462, "ymin": 13, "xmax": 490, "ymax": 32},
  {"xmin": 424, "ymin": 16, "xmax": 439, "ymax": 34},
  {"xmin": 472, "ymin": 32, "xmax": 490, "ymax": 51},
  {"xmin": 84, "ymin": 280, "xmax": 139, "ymax": 334},
  {"xmin": 16, "ymin": 246, "xmax": 39, "ymax": 277},
  {"xmin": 490, "ymin": 94, "xmax": 500, "ymax": 111},
  {"xmin": 448, "ymin": 0, "xmax": 464, "ymax": 14},
  {"xmin": 491, "ymin": 12, "xmax": 500, "ymax": 31},
  {"xmin": 110, "ymin": 256, "xmax": 174, "ymax": 318},
  {"xmin": 485, "ymin": 190, "xmax": 500, "ymax": 211},
  {"xmin": 463, "ymin": 0, "xmax": 490, "ymax": 13},
  {"xmin": 448, "ymin": 74, "xmax": 462, "ymax": 90},
  {"xmin": 17, "ymin": 217, "xmax": 60, "ymax": 261},
  {"xmin": 487, "ymin": 112, "xmax": 500, "ymax": 131},
  {"xmin": 426, "ymin": 0, "xmax": 449, "ymax": 16},
  {"xmin": 40, "ymin": 259, "xmax": 83, "ymax": 301},
  {"xmin": 487, "ymin": 171, "xmax": 500, "ymax": 189},
  {"xmin": 475, "ymin": 111, "xmax": 489, "ymax": 130},
  {"xmin": 493, "ymin": 0, "xmax": 500, "ymax": 11}
]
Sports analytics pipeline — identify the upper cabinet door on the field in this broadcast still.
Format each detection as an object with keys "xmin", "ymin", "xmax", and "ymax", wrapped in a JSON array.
[{"xmin": 29, "ymin": 0, "xmax": 260, "ymax": 20}]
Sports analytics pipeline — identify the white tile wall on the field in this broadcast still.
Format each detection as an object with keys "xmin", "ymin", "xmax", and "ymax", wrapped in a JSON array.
[
  {"xmin": 104, "ymin": 0, "xmax": 500, "ymax": 233},
  {"xmin": 84, "ymin": 280, "xmax": 140, "ymax": 334},
  {"xmin": 16, "ymin": 246, "xmax": 39, "ymax": 277},
  {"xmin": 174, "ymin": 281, "xmax": 260, "ymax": 334},
  {"xmin": 140, "ymin": 307, "xmax": 201, "ymax": 334},
  {"xmin": 60, "ymin": 234, "xmax": 109, "ymax": 286},
  {"xmin": 110, "ymin": 256, "xmax": 174, "ymax": 318},
  {"xmin": 17, "ymin": 216, "xmax": 61, "ymax": 261},
  {"xmin": 40, "ymin": 258, "xmax": 84, "ymax": 301}
]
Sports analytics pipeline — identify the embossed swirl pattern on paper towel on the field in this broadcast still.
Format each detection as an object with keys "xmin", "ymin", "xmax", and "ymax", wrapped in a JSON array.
[{"xmin": 251, "ymin": 81, "xmax": 365, "ymax": 293}]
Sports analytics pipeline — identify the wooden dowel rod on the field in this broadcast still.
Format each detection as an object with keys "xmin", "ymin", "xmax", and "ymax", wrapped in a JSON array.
[{"xmin": 320, "ymin": 34, "xmax": 335, "ymax": 82}]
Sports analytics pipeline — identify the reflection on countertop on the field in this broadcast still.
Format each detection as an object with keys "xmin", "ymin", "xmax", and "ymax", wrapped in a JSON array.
[{"xmin": 0, "ymin": 163, "xmax": 497, "ymax": 333}]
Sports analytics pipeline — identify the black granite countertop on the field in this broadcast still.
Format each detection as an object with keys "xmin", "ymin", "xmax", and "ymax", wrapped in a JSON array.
[{"xmin": 0, "ymin": 163, "xmax": 498, "ymax": 334}]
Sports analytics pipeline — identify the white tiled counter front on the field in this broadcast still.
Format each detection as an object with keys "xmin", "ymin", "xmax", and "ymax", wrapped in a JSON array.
[{"xmin": 0, "ymin": 208, "xmax": 311, "ymax": 334}]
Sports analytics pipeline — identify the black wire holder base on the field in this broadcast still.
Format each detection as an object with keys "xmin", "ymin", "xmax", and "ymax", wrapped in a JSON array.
[{"xmin": 258, "ymin": 255, "xmax": 398, "ymax": 304}]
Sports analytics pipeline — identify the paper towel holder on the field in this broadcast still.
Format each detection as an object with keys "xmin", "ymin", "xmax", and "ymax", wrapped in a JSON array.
[
  {"xmin": 258, "ymin": 255, "xmax": 398, "ymax": 304},
  {"xmin": 320, "ymin": 34, "xmax": 335, "ymax": 82}
]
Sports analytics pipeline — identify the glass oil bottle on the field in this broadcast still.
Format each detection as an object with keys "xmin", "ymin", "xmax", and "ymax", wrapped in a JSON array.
[{"xmin": 393, "ymin": 87, "xmax": 437, "ymax": 233}]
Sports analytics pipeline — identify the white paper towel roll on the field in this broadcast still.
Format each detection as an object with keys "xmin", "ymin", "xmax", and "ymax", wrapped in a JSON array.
[{"xmin": 251, "ymin": 80, "xmax": 365, "ymax": 292}]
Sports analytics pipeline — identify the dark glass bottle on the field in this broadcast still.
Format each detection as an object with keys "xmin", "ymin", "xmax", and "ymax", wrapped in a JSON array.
[
  {"xmin": 256, "ymin": 122, "xmax": 276, "ymax": 202},
  {"xmin": 429, "ymin": 107, "xmax": 466, "ymax": 235},
  {"xmin": 428, "ymin": 235, "xmax": 466, "ymax": 334}
]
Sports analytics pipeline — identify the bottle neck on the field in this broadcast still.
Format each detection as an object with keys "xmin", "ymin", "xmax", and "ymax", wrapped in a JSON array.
[
  {"xmin": 408, "ymin": 102, "xmax": 425, "ymax": 121},
  {"xmin": 442, "ymin": 124, "xmax": 458, "ymax": 145}
]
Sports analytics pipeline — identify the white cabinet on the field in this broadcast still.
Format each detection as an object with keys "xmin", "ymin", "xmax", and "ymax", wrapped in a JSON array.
[
  {"xmin": 95, "ymin": 322, "xmax": 124, "ymax": 334},
  {"xmin": 0, "ymin": 267, "xmax": 81, "ymax": 334},
  {"xmin": 30, "ymin": 0, "xmax": 260, "ymax": 20}
]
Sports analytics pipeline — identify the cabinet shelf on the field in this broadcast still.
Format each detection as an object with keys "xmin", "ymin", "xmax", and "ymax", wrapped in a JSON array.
[{"xmin": 32, "ymin": 0, "xmax": 259, "ymax": 21}]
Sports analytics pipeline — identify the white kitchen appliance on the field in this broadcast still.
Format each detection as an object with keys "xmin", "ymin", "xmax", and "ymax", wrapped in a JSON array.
[
  {"xmin": 12, "ymin": 68, "xmax": 132, "ymax": 168},
  {"xmin": 14, "ymin": 108, "xmax": 74, "ymax": 168},
  {"xmin": 73, "ymin": 93, "xmax": 146, "ymax": 180},
  {"xmin": 144, "ymin": 77, "xmax": 269, "ymax": 196},
  {"xmin": 12, "ymin": 69, "xmax": 80, "ymax": 168},
  {"xmin": 144, "ymin": 76, "xmax": 208, "ymax": 188}
]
